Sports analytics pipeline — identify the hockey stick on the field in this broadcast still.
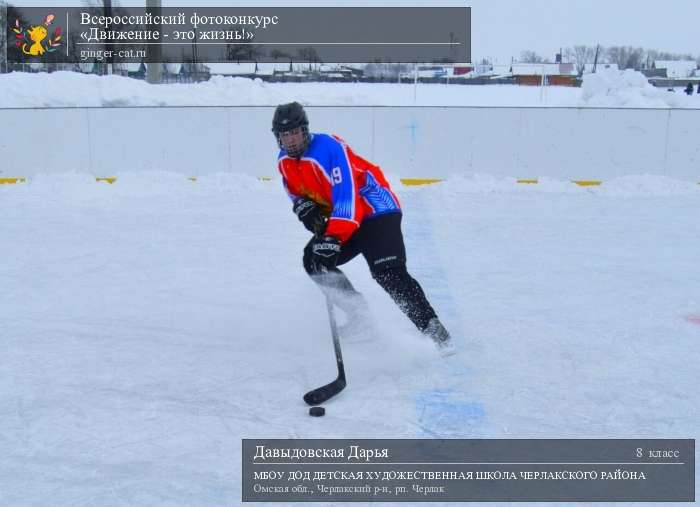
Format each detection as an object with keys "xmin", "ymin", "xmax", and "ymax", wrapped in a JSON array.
[{"xmin": 303, "ymin": 292, "xmax": 347, "ymax": 405}]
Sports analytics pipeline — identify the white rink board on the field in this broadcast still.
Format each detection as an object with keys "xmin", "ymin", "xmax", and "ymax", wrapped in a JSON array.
[
  {"xmin": 88, "ymin": 108, "xmax": 230, "ymax": 177},
  {"xmin": 666, "ymin": 109, "xmax": 700, "ymax": 177},
  {"xmin": 2, "ymin": 108, "xmax": 92, "ymax": 174},
  {"xmin": 515, "ymin": 108, "xmax": 671, "ymax": 180},
  {"xmin": 1, "ymin": 106, "xmax": 697, "ymax": 181}
]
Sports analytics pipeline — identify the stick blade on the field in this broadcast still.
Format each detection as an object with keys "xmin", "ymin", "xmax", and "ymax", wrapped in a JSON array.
[{"xmin": 303, "ymin": 377, "xmax": 346, "ymax": 406}]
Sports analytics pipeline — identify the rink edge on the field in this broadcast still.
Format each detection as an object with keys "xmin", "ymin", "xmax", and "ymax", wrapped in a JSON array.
[{"xmin": 2, "ymin": 177, "xmax": 699, "ymax": 187}]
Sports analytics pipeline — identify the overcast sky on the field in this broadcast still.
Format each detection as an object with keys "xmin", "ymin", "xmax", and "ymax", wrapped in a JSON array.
[{"xmin": 6, "ymin": 0, "xmax": 698, "ymax": 63}]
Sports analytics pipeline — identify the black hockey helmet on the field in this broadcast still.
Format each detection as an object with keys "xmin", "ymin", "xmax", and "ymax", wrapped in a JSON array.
[{"xmin": 272, "ymin": 102, "xmax": 311, "ymax": 157}]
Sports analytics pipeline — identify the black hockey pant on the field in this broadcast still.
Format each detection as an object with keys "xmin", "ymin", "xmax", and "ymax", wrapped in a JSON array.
[{"xmin": 303, "ymin": 212, "xmax": 437, "ymax": 332}]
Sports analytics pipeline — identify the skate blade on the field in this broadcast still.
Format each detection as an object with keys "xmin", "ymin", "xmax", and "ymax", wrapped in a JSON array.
[{"xmin": 436, "ymin": 340, "xmax": 457, "ymax": 357}]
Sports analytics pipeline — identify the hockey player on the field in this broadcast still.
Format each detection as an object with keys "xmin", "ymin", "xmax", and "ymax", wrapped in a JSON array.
[{"xmin": 272, "ymin": 102, "xmax": 454, "ymax": 353}]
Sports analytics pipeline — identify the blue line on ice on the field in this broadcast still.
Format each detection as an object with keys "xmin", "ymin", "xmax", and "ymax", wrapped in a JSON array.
[{"xmin": 407, "ymin": 190, "xmax": 485, "ymax": 436}]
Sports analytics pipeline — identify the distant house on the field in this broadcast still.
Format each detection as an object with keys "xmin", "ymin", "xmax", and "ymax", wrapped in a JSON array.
[
  {"xmin": 452, "ymin": 63, "xmax": 474, "ymax": 76},
  {"xmin": 653, "ymin": 60, "xmax": 697, "ymax": 79},
  {"xmin": 76, "ymin": 61, "xmax": 145, "ymax": 77},
  {"xmin": 490, "ymin": 65, "xmax": 513, "ymax": 77},
  {"xmin": 339, "ymin": 65, "xmax": 364, "ymax": 79},
  {"xmin": 399, "ymin": 65, "xmax": 449, "ymax": 80},
  {"xmin": 317, "ymin": 64, "xmax": 357, "ymax": 82},
  {"xmin": 111, "ymin": 62, "xmax": 201, "ymax": 82},
  {"xmin": 642, "ymin": 67, "xmax": 667, "ymax": 78},
  {"xmin": 255, "ymin": 62, "xmax": 294, "ymax": 77},
  {"xmin": 205, "ymin": 61, "xmax": 341, "ymax": 81},
  {"xmin": 205, "ymin": 62, "xmax": 257, "ymax": 77},
  {"xmin": 511, "ymin": 63, "xmax": 577, "ymax": 86},
  {"xmin": 114, "ymin": 62, "xmax": 146, "ymax": 79}
]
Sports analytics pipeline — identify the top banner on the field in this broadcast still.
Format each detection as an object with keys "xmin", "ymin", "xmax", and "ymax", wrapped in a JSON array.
[{"xmin": 5, "ymin": 7, "xmax": 471, "ymax": 64}]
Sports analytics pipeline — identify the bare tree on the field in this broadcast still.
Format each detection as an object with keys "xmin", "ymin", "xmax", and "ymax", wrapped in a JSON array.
[
  {"xmin": 605, "ymin": 46, "xmax": 645, "ymax": 70},
  {"xmin": 244, "ymin": 44, "xmax": 265, "ymax": 62},
  {"xmin": 564, "ymin": 45, "xmax": 597, "ymax": 74},
  {"xmin": 269, "ymin": 49, "xmax": 290, "ymax": 60},
  {"xmin": 519, "ymin": 50, "xmax": 548, "ymax": 64},
  {"xmin": 226, "ymin": 42, "xmax": 264, "ymax": 63},
  {"xmin": 297, "ymin": 46, "xmax": 321, "ymax": 70}
]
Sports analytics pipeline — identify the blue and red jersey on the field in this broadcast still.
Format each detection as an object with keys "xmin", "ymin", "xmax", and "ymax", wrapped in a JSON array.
[{"xmin": 277, "ymin": 133, "xmax": 401, "ymax": 243}]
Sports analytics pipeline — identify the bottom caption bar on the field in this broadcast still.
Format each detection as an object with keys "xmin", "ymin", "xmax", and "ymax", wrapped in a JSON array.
[{"xmin": 242, "ymin": 439, "xmax": 694, "ymax": 502}]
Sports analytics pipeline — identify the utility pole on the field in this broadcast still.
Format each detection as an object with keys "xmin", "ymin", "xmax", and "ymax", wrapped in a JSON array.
[
  {"xmin": 104, "ymin": 0, "xmax": 113, "ymax": 74},
  {"xmin": 146, "ymin": 0, "xmax": 162, "ymax": 84},
  {"xmin": 593, "ymin": 44, "xmax": 600, "ymax": 73}
]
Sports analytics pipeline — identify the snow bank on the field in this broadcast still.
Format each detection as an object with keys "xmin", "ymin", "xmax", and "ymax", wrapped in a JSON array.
[
  {"xmin": 427, "ymin": 173, "xmax": 700, "ymax": 197},
  {"xmin": 590, "ymin": 174, "xmax": 700, "ymax": 197},
  {"xmin": 441, "ymin": 173, "xmax": 700, "ymax": 196},
  {"xmin": 579, "ymin": 68, "xmax": 695, "ymax": 108},
  {"xmin": 0, "ymin": 71, "xmax": 376, "ymax": 108},
  {"xmin": 2, "ymin": 70, "xmax": 698, "ymax": 109},
  {"xmin": 4, "ymin": 171, "xmax": 698, "ymax": 198}
]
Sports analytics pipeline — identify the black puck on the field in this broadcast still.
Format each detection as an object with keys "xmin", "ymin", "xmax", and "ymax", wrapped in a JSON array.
[{"xmin": 309, "ymin": 406, "xmax": 325, "ymax": 417}]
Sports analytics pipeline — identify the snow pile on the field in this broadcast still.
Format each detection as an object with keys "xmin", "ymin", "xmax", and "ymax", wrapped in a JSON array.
[
  {"xmin": 592, "ymin": 174, "xmax": 700, "ymax": 197},
  {"xmin": 0, "ymin": 171, "xmax": 277, "ymax": 202},
  {"xmin": 421, "ymin": 174, "xmax": 580, "ymax": 196},
  {"xmin": 5, "ymin": 171, "xmax": 699, "ymax": 199},
  {"xmin": 423, "ymin": 173, "xmax": 700, "ymax": 198},
  {"xmin": 580, "ymin": 68, "xmax": 694, "ymax": 108},
  {"xmin": 0, "ymin": 71, "xmax": 378, "ymax": 108},
  {"xmin": 2, "ymin": 69, "xmax": 699, "ymax": 109}
]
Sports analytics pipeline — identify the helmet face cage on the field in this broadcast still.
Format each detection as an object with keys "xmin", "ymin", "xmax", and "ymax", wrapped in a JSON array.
[
  {"xmin": 276, "ymin": 125, "xmax": 310, "ymax": 158},
  {"xmin": 272, "ymin": 102, "xmax": 310, "ymax": 158}
]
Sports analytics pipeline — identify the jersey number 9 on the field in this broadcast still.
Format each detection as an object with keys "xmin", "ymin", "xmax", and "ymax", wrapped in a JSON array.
[{"xmin": 331, "ymin": 167, "xmax": 343, "ymax": 185}]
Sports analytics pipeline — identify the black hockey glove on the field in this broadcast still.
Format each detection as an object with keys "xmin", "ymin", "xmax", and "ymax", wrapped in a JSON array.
[
  {"xmin": 293, "ymin": 197, "xmax": 326, "ymax": 236},
  {"xmin": 311, "ymin": 236, "xmax": 341, "ymax": 270}
]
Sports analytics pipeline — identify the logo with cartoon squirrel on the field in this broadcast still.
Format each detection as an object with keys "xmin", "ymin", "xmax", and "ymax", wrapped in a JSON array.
[{"xmin": 12, "ymin": 14, "xmax": 62, "ymax": 57}]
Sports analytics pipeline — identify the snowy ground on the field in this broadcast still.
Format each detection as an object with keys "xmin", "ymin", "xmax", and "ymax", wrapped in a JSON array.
[
  {"xmin": 2, "ymin": 69, "xmax": 699, "ymax": 108},
  {"xmin": 1, "ymin": 172, "xmax": 698, "ymax": 506}
]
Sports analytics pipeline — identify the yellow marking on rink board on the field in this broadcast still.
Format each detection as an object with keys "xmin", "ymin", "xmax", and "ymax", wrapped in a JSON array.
[
  {"xmin": 572, "ymin": 180, "xmax": 603, "ymax": 187},
  {"xmin": 0, "ymin": 177, "xmax": 27, "ymax": 184},
  {"xmin": 400, "ymin": 178, "xmax": 443, "ymax": 186},
  {"xmin": 5, "ymin": 177, "xmax": 667, "ymax": 188}
]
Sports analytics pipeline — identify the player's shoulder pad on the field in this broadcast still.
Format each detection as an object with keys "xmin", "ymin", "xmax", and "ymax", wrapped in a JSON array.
[
  {"xmin": 305, "ymin": 133, "xmax": 345, "ymax": 158},
  {"xmin": 330, "ymin": 134, "xmax": 347, "ymax": 145}
]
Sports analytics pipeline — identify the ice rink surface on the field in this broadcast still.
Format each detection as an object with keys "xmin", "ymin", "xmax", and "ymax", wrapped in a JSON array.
[{"xmin": 1, "ymin": 172, "xmax": 698, "ymax": 506}]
